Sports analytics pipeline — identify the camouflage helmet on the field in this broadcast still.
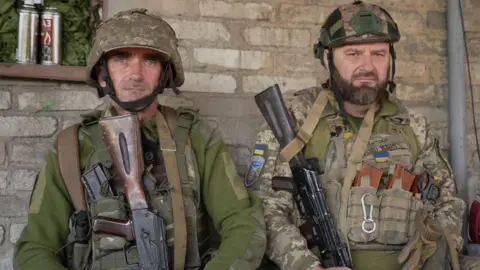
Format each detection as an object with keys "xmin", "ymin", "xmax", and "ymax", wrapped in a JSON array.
[
  {"xmin": 314, "ymin": 1, "xmax": 400, "ymax": 64},
  {"xmin": 85, "ymin": 8, "xmax": 184, "ymax": 88}
]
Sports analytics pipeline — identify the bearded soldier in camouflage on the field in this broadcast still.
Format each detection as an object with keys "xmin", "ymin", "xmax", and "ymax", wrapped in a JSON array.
[
  {"xmin": 14, "ymin": 9, "xmax": 266, "ymax": 270},
  {"xmin": 249, "ymin": 1, "xmax": 476, "ymax": 270}
]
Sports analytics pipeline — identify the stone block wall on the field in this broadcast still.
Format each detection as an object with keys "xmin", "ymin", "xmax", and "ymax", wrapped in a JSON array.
[{"xmin": 1, "ymin": 0, "xmax": 480, "ymax": 268}]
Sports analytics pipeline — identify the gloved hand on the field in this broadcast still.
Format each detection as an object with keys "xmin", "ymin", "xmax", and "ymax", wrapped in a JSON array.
[
  {"xmin": 397, "ymin": 209, "xmax": 441, "ymax": 270},
  {"xmin": 397, "ymin": 208, "xmax": 459, "ymax": 270},
  {"xmin": 397, "ymin": 229, "xmax": 422, "ymax": 270}
]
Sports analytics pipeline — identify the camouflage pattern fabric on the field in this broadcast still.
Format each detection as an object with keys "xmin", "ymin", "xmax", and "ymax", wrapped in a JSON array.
[
  {"xmin": 318, "ymin": 1, "xmax": 400, "ymax": 47},
  {"xmin": 314, "ymin": 1, "xmax": 400, "ymax": 66},
  {"xmin": 407, "ymin": 107, "xmax": 466, "ymax": 249},
  {"xmin": 461, "ymin": 255, "xmax": 480, "ymax": 269},
  {"xmin": 253, "ymin": 88, "xmax": 466, "ymax": 269}
]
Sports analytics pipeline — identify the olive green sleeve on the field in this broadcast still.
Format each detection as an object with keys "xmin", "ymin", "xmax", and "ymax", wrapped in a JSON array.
[
  {"xmin": 191, "ymin": 122, "xmax": 266, "ymax": 270},
  {"xmin": 13, "ymin": 150, "xmax": 73, "ymax": 270}
]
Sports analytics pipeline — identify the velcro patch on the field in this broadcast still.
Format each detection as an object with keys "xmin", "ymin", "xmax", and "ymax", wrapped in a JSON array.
[
  {"xmin": 253, "ymin": 144, "xmax": 265, "ymax": 156},
  {"xmin": 244, "ymin": 155, "xmax": 265, "ymax": 188},
  {"xmin": 374, "ymin": 151, "xmax": 390, "ymax": 163}
]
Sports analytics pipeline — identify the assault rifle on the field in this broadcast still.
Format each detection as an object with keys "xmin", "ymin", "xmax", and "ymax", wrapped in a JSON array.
[
  {"xmin": 95, "ymin": 113, "xmax": 169, "ymax": 270},
  {"xmin": 254, "ymin": 84, "xmax": 352, "ymax": 268}
]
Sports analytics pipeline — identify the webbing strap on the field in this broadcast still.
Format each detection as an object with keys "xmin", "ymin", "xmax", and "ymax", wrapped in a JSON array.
[
  {"xmin": 56, "ymin": 124, "xmax": 86, "ymax": 211},
  {"xmin": 156, "ymin": 111, "xmax": 187, "ymax": 269},
  {"xmin": 280, "ymin": 91, "xmax": 329, "ymax": 162},
  {"xmin": 338, "ymin": 104, "xmax": 376, "ymax": 258}
]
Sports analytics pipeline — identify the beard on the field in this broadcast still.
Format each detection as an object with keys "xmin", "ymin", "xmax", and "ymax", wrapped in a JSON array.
[{"xmin": 333, "ymin": 70, "xmax": 388, "ymax": 105}]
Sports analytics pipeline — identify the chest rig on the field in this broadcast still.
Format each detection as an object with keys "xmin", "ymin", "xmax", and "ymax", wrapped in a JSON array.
[
  {"xmin": 56, "ymin": 106, "xmax": 211, "ymax": 270},
  {"xmin": 318, "ymin": 112, "xmax": 424, "ymax": 251},
  {"xmin": 283, "ymin": 89, "xmax": 425, "ymax": 253}
]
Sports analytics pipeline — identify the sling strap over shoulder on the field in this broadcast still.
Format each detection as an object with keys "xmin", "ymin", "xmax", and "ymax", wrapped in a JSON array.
[
  {"xmin": 280, "ymin": 90, "xmax": 330, "ymax": 162},
  {"xmin": 56, "ymin": 123, "xmax": 86, "ymax": 211},
  {"xmin": 338, "ymin": 103, "xmax": 376, "ymax": 258},
  {"xmin": 156, "ymin": 110, "xmax": 188, "ymax": 269}
]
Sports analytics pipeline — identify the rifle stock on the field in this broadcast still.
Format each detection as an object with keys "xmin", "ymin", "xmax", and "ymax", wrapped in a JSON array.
[
  {"xmin": 99, "ymin": 113, "xmax": 169, "ymax": 270},
  {"xmin": 254, "ymin": 84, "xmax": 353, "ymax": 268},
  {"xmin": 99, "ymin": 114, "xmax": 146, "ymax": 210}
]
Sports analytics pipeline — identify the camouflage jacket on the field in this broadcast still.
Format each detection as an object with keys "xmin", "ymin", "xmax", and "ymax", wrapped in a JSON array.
[{"xmin": 252, "ymin": 87, "xmax": 466, "ymax": 270}]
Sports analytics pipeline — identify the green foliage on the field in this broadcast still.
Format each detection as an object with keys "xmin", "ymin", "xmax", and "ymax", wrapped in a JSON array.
[{"xmin": 0, "ymin": 0, "xmax": 101, "ymax": 65}]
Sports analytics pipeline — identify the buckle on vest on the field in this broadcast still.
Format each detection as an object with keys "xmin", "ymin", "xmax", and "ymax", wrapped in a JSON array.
[{"xmin": 160, "ymin": 138, "xmax": 176, "ymax": 151}]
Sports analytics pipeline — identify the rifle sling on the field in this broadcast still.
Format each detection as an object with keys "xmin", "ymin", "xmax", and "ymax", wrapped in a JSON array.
[
  {"xmin": 338, "ymin": 103, "xmax": 376, "ymax": 259},
  {"xmin": 56, "ymin": 123, "xmax": 86, "ymax": 211},
  {"xmin": 156, "ymin": 110, "xmax": 187, "ymax": 269},
  {"xmin": 280, "ymin": 90, "xmax": 329, "ymax": 162}
]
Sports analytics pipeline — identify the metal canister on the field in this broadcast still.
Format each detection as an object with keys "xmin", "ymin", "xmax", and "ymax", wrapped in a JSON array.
[
  {"xmin": 40, "ymin": 7, "xmax": 62, "ymax": 65},
  {"xmin": 16, "ymin": 4, "xmax": 39, "ymax": 64}
]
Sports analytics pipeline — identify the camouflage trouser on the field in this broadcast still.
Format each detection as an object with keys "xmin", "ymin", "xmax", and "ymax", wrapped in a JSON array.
[
  {"xmin": 256, "ymin": 256, "xmax": 280, "ymax": 270},
  {"xmin": 460, "ymin": 255, "xmax": 480, "ymax": 269}
]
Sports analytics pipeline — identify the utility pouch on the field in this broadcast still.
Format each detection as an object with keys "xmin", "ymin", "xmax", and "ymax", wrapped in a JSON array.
[{"xmin": 347, "ymin": 184, "xmax": 380, "ymax": 243}]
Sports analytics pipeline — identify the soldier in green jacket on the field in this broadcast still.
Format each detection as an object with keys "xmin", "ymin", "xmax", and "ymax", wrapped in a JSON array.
[
  {"xmin": 249, "ymin": 1, "xmax": 479, "ymax": 270},
  {"xmin": 14, "ymin": 8, "xmax": 266, "ymax": 270}
]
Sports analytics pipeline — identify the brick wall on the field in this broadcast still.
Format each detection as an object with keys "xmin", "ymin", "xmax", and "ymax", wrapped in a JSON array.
[{"xmin": 1, "ymin": 0, "xmax": 480, "ymax": 268}]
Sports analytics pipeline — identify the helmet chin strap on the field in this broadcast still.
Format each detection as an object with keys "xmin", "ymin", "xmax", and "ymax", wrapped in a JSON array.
[
  {"xmin": 99, "ymin": 61, "xmax": 175, "ymax": 112},
  {"xmin": 388, "ymin": 44, "xmax": 397, "ymax": 93},
  {"xmin": 327, "ymin": 47, "xmax": 348, "ymax": 126}
]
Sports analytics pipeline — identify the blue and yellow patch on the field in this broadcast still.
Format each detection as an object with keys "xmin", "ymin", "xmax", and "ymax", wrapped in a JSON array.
[
  {"xmin": 245, "ymin": 144, "xmax": 266, "ymax": 187},
  {"xmin": 374, "ymin": 151, "xmax": 390, "ymax": 163},
  {"xmin": 253, "ymin": 144, "xmax": 265, "ymax": 156}
]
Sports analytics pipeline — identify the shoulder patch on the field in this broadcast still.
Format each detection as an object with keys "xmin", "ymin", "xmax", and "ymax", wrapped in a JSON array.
[{"xmin": 244, "ymin": 144, "xmax": 266, "ymax": 187}]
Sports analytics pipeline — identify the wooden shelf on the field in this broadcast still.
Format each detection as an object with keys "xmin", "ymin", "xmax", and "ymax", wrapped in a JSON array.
[{"xmin": 0, "ymin": 63, "xmax": 86, "ymax": 82}]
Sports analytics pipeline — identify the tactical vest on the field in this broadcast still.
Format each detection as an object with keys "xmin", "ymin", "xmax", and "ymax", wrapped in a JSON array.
[
  {"xmin": 289, "ymin": 88, "xmax": 425, "ymax": 252},
  {"xmin": 58, "ymin": 106, "xmax": 212, "ymax": 270}
]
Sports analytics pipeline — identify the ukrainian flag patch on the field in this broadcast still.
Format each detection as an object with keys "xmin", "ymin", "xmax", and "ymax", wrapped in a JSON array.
[
  {"xmin": 374, "ymin": 151, "xmax": 390, "ymax": 163},
  {"xmin": 253, "ymin": 144, "xmax": 265, "ymax": 156}
]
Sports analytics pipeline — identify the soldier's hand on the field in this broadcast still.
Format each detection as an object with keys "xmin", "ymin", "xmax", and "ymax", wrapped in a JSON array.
[{"xmin": 313, "ymin": 265, "xmax": 351, "ymax": 270}]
